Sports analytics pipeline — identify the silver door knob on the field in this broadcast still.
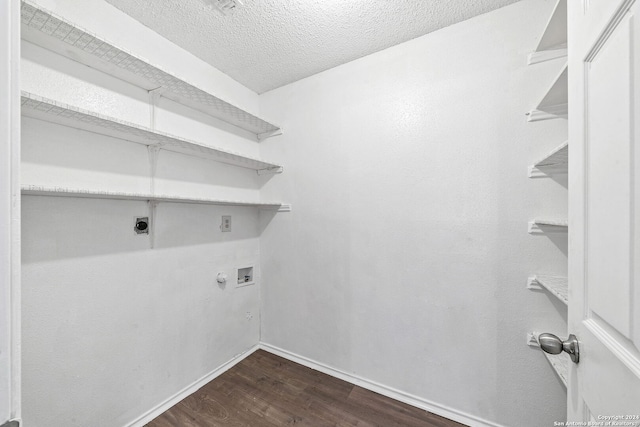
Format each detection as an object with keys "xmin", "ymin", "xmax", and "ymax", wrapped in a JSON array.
[{"xmin": 538, "ymin": 333, "xmax": 580, "ymax": 363}]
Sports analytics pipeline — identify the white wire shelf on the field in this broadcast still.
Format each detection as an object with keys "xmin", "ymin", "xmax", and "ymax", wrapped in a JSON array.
[
  {"xmin": 543, "ymin": 351, "xmax": 569, "ymax": 388},
  {"xmin": 527, "ymin": 275, "xmax": 568, "ymax": 305},
  {"xmin": 21, "ymin": 186, "xmax": 283, "ymax": 208},
  {"xmin": 528, "ymin": 219, "xmax": 568, "ymax": 234},
  {"xmin": 21, "ymin": 92, "xmax": 283, "ymax": 174},
  {"xmin": 527, "ymin": 332, "xmax": 568, "ymax": 388},
  {"xmin": 527, "ymin": 64, "xmax": 568, "ymax": 122},
  {"xmin": 529, "ymin": 141, "xmax": 568, "ymax": 178},
  {"xmin": 528, "ymin": 0, "xmax": 567, "ymax": 65},
  {"xmin": 20, "ymin": 0, "xmax": 280, "ymax": 140}
]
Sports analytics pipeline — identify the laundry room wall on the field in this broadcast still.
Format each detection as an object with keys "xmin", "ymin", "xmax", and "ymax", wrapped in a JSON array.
[
  {"xmin": 20, "ymin": 1, "xmax": 272, "ymax": 426},
  {"xmin": 258, "ymin": 0, "xmax": 568, "ymax": 426}
]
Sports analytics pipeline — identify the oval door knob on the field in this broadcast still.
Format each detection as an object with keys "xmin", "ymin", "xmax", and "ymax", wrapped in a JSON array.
[{"xmin": 538, "ymin": 333, "xmax": 580, "ymax": 363}]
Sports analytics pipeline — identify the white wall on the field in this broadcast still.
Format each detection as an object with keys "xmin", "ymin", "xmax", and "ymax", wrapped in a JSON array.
[
  {"xmin": 21, "ymin": 1, "xmax": 268, "ymax": 426},
  {"xmin": 258, "ymin": 0, "xmax": 568, "ymax": 426}
]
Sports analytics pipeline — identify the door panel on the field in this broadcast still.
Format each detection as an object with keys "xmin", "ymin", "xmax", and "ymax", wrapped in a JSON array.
[
  {"xmin": 581, "ymin": 319, "xmax": 640, "ymax": 414},
  {"xmin": 585, "ymin": 12, "xmax": 632, "ymax": 338},
  {"xmin": 569, "ymin": 0, "xmax": 640, "ymax": 420}
]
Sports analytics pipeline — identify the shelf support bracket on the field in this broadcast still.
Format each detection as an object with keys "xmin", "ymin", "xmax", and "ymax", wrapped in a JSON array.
[
  {"xmin": 527, "ymin": 276, "xmax": 543, "ymax": 291},
  {"xmin": 148, "ymin": 145, "xmax": 161, "ymax": 196},
  {"xmin": 527, "ymin": 332, "xmax": 540, "ymax": 347},
  {"xmin": 256, "ymin": 166, "xmax": 284, "ymax": 175},
  {"xmin": 148, "ymin": 200, "xmax": 159, "ymax": 249},
  {"xmin": 148, "ymin": 87, "xmax": 166, "ymax": 131},
  {"xmin": 257, "ymin": 129, "xmax": 283, "ymax": 141}
]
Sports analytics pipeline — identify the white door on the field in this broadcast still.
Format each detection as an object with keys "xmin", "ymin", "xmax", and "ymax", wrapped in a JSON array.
[{"xmin": 568, "ymin": 0, "xmax": 640, "ymax": 420}]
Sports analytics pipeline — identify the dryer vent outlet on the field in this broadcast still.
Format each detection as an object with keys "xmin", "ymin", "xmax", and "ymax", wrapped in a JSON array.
[{"xmin": 135, "ymin": 217, "xmax": 149, "ymax": 234}]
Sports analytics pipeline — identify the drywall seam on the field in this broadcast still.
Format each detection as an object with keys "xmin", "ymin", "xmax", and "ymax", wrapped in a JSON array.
[
  {"xmin": 124, "ymin": 344, "xmax": 259, "ymax": 427},
  {"xmin": 258, "ymin": 343, "xmax": 506, "ymax": 427}
]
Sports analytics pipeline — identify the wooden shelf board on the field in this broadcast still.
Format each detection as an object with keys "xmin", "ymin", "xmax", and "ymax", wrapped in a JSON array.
[
  {"xmin": 21, "ymin": 186, "xmax": 283, "ymax": 208},
  {"xmin": 21, "ymin": 92, "xmax": 283, "ymax": 173},
  {"xmin": 20, "ymin": 0, "xmax": 280, "ymax": 139}
]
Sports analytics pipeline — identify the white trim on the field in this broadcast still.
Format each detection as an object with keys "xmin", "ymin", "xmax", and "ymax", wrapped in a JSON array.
[
  {"xmin": 0, "ymin": 0, "xmax": 20, "ymax": 423},
  {"xmin": 124, "ymin": 344, "xmax": 259, "ymax": 427},
  {"xmin": 258, "ymin": 342, "xmax": 506, "ymax": 427}
]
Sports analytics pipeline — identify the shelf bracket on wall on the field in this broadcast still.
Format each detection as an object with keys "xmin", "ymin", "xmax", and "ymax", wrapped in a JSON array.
[
  {"xmin": 148, "ymin": 87, "xmax": 166, "ymax": 131},
  {"xmin": 148, "ymin": 200, "xmax": 159, "ymax": 249},
  {"xmin": 259, "ymin": 203, "xmax": 292, "ymax": 212},
  {"xmin": 256, "ymin": 166, "xmax": 284, "ymax": 175},
  {"xmin": 148, "ymin": 145, "xmax": 161, "ymax": 196},
  {"xmin": 257, "ymin": 129, "xmax": 283, "ymax": 141},
  {"xmin": 527, "ymin": 332, "xmax": 540, "ymax": 347}
]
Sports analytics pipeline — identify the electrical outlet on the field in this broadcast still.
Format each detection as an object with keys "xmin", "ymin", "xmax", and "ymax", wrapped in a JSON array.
[{"xmin": 221, "ymin": 215, "xmax": 231, "ymax": 232}]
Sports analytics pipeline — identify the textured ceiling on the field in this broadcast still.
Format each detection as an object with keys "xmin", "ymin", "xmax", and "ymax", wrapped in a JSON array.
[{"xmin": 104, "ymin": 0, "xmax": 522, "ymax": 94}]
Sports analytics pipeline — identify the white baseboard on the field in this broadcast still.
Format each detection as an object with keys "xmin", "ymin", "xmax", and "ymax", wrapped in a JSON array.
[
  {"xmin": 125, "ymin": 344, "xmax": 259, "ymax": 427},
  {"xmin": 259, "ymin": 342, "xmax": 505, "ymax": 427},
  {"xmin": 124, "ymin": 342, "xmax": 505, "ymax": 427}
]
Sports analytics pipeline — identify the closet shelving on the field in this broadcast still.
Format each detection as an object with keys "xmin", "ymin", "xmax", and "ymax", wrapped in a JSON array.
[
  {"xmin": 20, "ymin": 0, "xmax": 281, "ymax": 140},
  {"xmin": 527, "ymin": 64, "xmax": 568, "ymax": 122},
  {"xmin": 543, "ymin": 350, "xmax": 569, "ymax": 387},
  {"xmin": 527, "ymin": 333, "xmax": 569, "ymax": 388},
  {"xmin": 527, "ymin": 0, "xmax": 569, "ymax": 390},
  {"xmin": 527, "ymin": 275, "xmax": 568, "ymax": 305},
  {"xmin": 527, "ymin": 0, "xmax": 567, "ymax": 65},
  {"xmin": 21, "ymin": 92, "xmax": 283, "ymax": 174},
  {"xmin": 21, "ymin": 186, "xmax": 283, "ymax": 208},
  {"xmin": 528, "ymin": 141, "xmax": 568, "ymax": 178},
  {"xmin": 527, "ymin": 219, "xmax": 568, "ymax": 234},
  {"xmin": 20, "ymin": 3, "xmax": 289, "ymax": 210}
]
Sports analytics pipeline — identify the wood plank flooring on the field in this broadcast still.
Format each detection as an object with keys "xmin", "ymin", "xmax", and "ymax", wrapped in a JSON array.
[{"xmin": 146, "ymin": 349, "xmax": 467, "ymax": 427}]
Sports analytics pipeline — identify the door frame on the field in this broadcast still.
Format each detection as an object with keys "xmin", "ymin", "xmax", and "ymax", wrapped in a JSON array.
[{"xmin": 0, "ymin": 0, "xmax": 20, "ymax": 424}]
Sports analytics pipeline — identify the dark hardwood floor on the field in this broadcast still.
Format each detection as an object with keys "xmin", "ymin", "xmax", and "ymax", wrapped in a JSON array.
[{"xmin": 146, "ymin": 349, "xmax": 467, "ymax": 427}]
